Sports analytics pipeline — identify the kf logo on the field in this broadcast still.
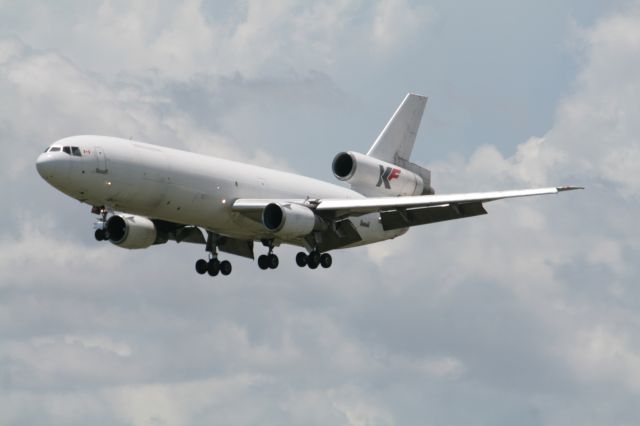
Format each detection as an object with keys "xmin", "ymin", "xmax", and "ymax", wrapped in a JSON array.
[{"xmin": 377, "ymin": 165, "xmax": 401, "ymax": 189}]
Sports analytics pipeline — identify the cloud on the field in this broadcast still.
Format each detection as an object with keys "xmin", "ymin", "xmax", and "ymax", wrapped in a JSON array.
[
  {"xmin": 0, "ymin": 0, "xmax": 431, "ymax": 80},
  {"xmin": 1, "ymin": 1, "xmax": 640, "ymax": 425},
  {"xmin": 372, "ymin": 0, "xmax": 436, "ymax": 52}
]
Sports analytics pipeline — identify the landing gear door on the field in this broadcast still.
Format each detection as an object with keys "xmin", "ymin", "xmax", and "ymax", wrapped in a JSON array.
[{"xmin": 95, "ymin": 146, "xmax": 108, "ymax": 174}]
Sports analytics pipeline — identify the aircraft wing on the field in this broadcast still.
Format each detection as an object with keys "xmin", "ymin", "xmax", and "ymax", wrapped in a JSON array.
[
  {"xmin": 232, "ymin": 186, "xmax": 581, "ymax": 246},
  {"xmin": 314, "ymin": 186, "xmax": 582, "ymax": 217},
  {"xmin": 233, "ymin": 186, "xmax": 581, "ymax": 218}
]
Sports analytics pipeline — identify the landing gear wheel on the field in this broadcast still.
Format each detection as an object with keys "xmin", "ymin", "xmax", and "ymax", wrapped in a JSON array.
[
  {"xmin": 195, "ymin": 259, "xmax": 208, "ymax": 274},
  {"xmin": 320, "ymin": 253, "xmax": 332, "ymax": 268},
  {"xmin": 308, "ymin": 251, "xmax": 321, "ymax": 266},
  {"xmin": 295, "ymin": 252, "xmax": 307, "ymax": 267},
  {"xmin": 307, "ymin": 251, "xmax": 320, "ymax": 269},
  {"xmin": 220, "ymin": 260, "xmax": 232, "ymax": 276},
  {"xmin": 258, "ymin": 255, "xmax": 269, "ymax": 270},
  {"xmin": 94, "ymin": 229, "xmax": 105, "ymax": 241},
  {"xmin": 208, "ymin": 258, "xmax": 220, "ymax": 276},
  {"xmin": 268, "ymin": 254, "xmax": 279, "ymax": 269}
]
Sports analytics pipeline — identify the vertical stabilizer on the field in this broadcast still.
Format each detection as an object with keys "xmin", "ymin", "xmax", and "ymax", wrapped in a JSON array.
[{"xmin": 366, "ymin": 93, "xmax": 427, "ymax": 163}]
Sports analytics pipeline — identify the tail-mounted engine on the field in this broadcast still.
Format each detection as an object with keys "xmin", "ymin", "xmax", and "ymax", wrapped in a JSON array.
[
  {"xmin": 332, "ymin": 151, "xmax": 434, "ymax": 196},
  {"xmin": 105, "ymin": 214, "xmax": 166, "ymax": 249}
]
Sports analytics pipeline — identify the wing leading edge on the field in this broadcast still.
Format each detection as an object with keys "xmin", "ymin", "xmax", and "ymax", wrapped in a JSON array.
[
  {"xmin": 314, "ymin": 186, "xmax": 582, "ymax": 217},
  {"xmin": 233, "ymin": 186, "xmax": 582, "ymax": 220}
]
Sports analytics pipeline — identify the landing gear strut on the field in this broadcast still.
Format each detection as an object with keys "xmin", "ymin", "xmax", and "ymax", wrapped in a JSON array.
[
  {"xmin": 195, "ymin": 232, "xmax": 232, "ymax": 277},
  {"xmin": 258, "ymin": 240, "xmax": 279, "ymax": 270},
  {"xmin": 295, "ymin": 250, "xmax": 332, "ymax": 269},
  {"xmin": 93, "ymin": 206, "xmax": 109, "ymax": 241}
]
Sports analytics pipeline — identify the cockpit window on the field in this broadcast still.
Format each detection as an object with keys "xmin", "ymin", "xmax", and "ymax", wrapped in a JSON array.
[
  {"xmin": 62, "ymin": 146, "xmax": 71, "ymax": 155},
  {"xmin": 71, "ymin": 146, "xmax": 81, "ymax": 156},
  {"xmin": 50, "ymin": 147, "xmax": 61, "ymax": 152}
]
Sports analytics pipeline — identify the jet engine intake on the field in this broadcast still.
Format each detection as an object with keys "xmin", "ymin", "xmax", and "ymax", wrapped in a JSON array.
[
  {"xmin": 262, "ymin": 203, "xmax": 320, "ymax": 238},
  {"xmin": 105, "ymin": 214, "xmax": 161, "ymax": 249},
  {"xmin": 332, "ymin": 151, "xmax": 427, "ymax": 196}
]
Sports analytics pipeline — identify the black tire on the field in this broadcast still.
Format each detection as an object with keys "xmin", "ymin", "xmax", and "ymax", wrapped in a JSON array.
[
  {"xmin": 94, "ymin": 228, "xmax": 105, "ymax": 241},
  {"xmin": 258, "ymin": 254, "xmax": 269, "ymax": 270},
  {"xmin": 309, "ymin": 251, "xmax": 321, "ymax": 266},
  {"xmin": 308, "ymin": 255, "xmax": 319, "ymax": 269},
  {"xmin": 295, "ymin": 252, "xmax": 307, "ymax": 267},
  {"xmin": 195, "ymin": 259, "xmax": 208, "ymax": 274},
  {"xmin": 320, "ymin": 253, "xmax": 332, "ymax": 268},
  {"xmin": 208, "ymin": 259, "xmax": 220, "ymax": 276},
  {"xmin": 268, "ymin": 254, "xmax": 279, "ymax": 269},
  {"xmin": 220, "ymin": 260, "xmax": 232, "ymax": 276}
]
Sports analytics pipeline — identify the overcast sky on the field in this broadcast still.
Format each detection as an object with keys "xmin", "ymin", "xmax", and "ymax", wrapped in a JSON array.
[{"xmin": 1, "ymin": 1, "xmax": 639, "ymax": 425}]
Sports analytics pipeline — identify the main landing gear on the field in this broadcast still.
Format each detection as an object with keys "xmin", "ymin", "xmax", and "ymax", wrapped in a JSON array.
[
  {"xmin": 195, "ymin": 257, "xmax": 232, "ymax": 277},
  {"xmin": 255, "ymin": 239, "xmax": 332, "ymax": 271},
  {"xmin": 295, "ymin": 251, "xmax": 332, "ymax": 269},
  {"xmin": 258, "ymin": 240, "xmax": 279, "ymax": 270},
  {"xmin": 195, "ymin": 232, "xmax": 232, "ymax": 278}
]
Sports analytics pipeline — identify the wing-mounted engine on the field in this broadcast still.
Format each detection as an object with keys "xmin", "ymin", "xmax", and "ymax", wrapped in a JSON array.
[
  {"xmin": 262, "ymin": 202, "xmax": 325, "ymax": 239},
  {"xmin": 105, "ymin": 214, "xmax": 167, "ymax": 249},
  {"xmin": 332, "ymin": 151, "xmax": 433, "ymax": 196}
]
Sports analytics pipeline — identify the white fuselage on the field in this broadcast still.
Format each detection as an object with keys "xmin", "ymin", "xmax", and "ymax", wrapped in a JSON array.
[{"xmin": 36, "ymin": 135, "xmax": 405, "ymax": 248}]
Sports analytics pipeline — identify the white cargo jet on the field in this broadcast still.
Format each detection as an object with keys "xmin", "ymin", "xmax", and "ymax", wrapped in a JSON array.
[{"xmin": 36, "ymin": 94, "xmax": 581, "ymax": 277}]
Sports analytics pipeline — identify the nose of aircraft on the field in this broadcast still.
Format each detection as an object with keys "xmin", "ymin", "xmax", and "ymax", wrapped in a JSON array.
[
  {"xmin": 36, "ymin": 152, "xmax": 54, "ymax": 179},
  {"xmin": 36, "ymin": 151, "xmax": 71, "ymax": 189}
]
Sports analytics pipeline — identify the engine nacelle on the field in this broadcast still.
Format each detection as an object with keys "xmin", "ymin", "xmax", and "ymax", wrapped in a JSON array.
[
  {"xmin": 105, "ymin": 214, "xmax": 160, "ymax": 249},
  {"xmin": 262, "ymin": 203, "xmax": 320, "ymax": 239},
  {"xmin": 332, "ymin": 151, "xmax": 427, "ymax": 196}
]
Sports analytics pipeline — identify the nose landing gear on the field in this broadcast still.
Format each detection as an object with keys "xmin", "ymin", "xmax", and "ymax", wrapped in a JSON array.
[
  {"xmin": 93, "ymin": 206, "xmax": 109, "ymax": 242},
  {"xmin": 94, "ymin": 228, "xmax": 107, "ymax": 241}
]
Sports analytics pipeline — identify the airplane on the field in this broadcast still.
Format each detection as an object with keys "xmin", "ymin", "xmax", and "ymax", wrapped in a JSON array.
[{"xmin": 35, "ymin": 93, "xmax": 581, "ymax": 277}]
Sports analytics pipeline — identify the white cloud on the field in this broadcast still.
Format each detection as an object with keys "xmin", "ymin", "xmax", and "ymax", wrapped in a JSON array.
[
  {"xmin": 372, "ymin": 0, "xmax": 436, "ymax": 52},
  {"xmin": 1, "ymin": 0, "xmax": 433, "ymax": 80},
  {"xmin": 568, "ymin": 326, "xmax": 640, "ymax": 392}
]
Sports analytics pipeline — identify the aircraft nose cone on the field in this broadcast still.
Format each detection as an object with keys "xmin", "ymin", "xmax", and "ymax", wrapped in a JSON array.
[
  {"xmin": 36, "ymin": 151, "xmax": 70, "ymax": 189},
  {"xmin": 36, "ymin": 153, "xmax": 53, "ymax": 179}
]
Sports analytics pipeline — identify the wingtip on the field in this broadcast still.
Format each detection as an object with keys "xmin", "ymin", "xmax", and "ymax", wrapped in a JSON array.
[{"xmin": 557, "ymin": 185, "xmax": 585, "ymax": 192}]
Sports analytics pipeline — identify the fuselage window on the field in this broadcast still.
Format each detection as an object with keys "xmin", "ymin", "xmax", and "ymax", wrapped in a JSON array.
[
  {"xmin": 62, "ymin": 146, "xmax": 71, "ymax": 155},
  {"xmin": 50, "ymin": 147, "xmax": 61, "ymax": 152},
  {"xmin": 71, "ymin": 146, "xmax": 81, "ymax": 156}
]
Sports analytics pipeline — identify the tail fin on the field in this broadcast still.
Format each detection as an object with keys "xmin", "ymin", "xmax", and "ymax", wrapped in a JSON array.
[{"xmin": 366, "ymin": 93, "xmax": 427, "ymax": 163}]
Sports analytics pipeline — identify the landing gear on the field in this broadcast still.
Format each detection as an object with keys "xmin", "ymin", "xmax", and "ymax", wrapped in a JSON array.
[
  {"xmin": 258, "ymin": 240, "xmax": 279, "ymax": 270},
  {"xmin": 320, "ymin": 253, "xmax": 332, "ymax": 268},
  {"xmin": 219, "ymin": 260, "xmax": 232, "ymax": 276},
  {"xmin": 195, "ymin": 259, "xmax": 208, "ymax": 274},
  {"xmin": 207, "ymin": 258, "xmax": 220, "ymax": 276},
  {"xmin": 196, "ymin": 232, "xmax": 233, "ymax": 278},
  {"xmin": 93, "ymin": 205, "xmax": 109, "ymax": 242},
  {"xmin": 258, "ymin": 253, "xmax": 279, "ymax": 270},
  {"xmin": 94, "ymin": 228, "xmax": 106, "ymax": 241},
  {"xmin": 295, "ymin": 251, "xmax": 332, "ymax": 269},
  {"xmin": 258, "ymin": 255, "xmax": 268, "ymax": 269}
]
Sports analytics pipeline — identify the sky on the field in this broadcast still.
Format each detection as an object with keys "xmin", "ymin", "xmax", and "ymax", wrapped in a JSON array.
[{"xmin": 1, "ymin": 1, "xmax": 639, "ymax": 425}]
